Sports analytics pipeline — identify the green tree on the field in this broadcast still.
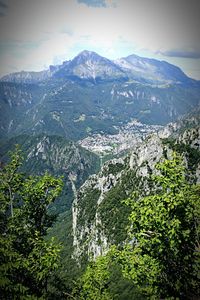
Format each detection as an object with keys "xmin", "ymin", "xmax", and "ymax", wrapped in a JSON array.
[
  {"xmin": 0, "ymin": 147, "xmax": 63, "ymax": 299},
  {"xmin": 117, "ymin": 153, "xmax": 200, "ymax": 299},
  {"xmin": 73, "ymin": 254, "xmax": 113, "ymax": 300},
  {"xmin": 73, "ymin": 246, "xmax": 146, "ymax": 300}
]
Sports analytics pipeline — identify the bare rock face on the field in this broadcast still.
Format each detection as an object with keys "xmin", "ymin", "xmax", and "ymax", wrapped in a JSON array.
[
  {"xmin": 179, "ymin": 127, "xmax": 200, "ymax": 151},
  {"xmin": 178, "ymin": 127, "xmax": 200, "ymax": 183},
  {"xmin": 72, "ymin": 157, "xmax": 126, "ymax": 260},
  {"xmin": 129, "ymin": 134, "xmax": 168, "ymax": 175},
  {"xmin": 72, "ymin": 134, "xmax": 170, "ymax": 261},
  {"xmin": 72, "ymin": 122, "xmax": 200, "ymax": 263}
]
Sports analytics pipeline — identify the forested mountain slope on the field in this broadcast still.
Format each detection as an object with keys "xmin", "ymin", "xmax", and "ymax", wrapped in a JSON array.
[
  {"xmin": 0, "ymin": 134, "xmax": 100, "ymax": 213},
  {"xmin": 72, "ymin": 116, "xmax": 200, "ymax": 262}
]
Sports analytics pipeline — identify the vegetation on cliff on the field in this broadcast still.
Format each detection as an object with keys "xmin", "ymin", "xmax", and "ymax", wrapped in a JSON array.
[{"xmin": 76, "ymin": 154, "xmax": 200, "ymax": 299}]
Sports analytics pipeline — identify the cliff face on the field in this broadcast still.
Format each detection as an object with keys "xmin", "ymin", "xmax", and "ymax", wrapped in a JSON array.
[
  {"xmin": 72, "ymin": 157, "xmax": 126, "ymax": 260},
  {"xmin": 0, "ymin": 134, "xmax": 100, "ymax": 214},
  {"xmin": 72, "ymin": 123, "xmax": 200, "ymax": 262},
  {"xmin": 177, "ymin": 127, "xmax": 200, "ymax": 183}
]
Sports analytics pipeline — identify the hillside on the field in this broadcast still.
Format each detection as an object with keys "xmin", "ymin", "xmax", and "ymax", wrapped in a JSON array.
[
  {"xmin": 0, "ymin": 134, "xmax": 100, "ymax": 213},
  {"xmin": 72, "ymin": 116, "xmax": 200, "ymax": 262}
]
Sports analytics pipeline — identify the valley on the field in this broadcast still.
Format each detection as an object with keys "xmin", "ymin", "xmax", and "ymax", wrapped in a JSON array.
[
  {"xmin": 78, "ymin": 119, "xmax": 163, "ymax": 155},
  {"xmin": 0, "ymin": 50, "xmax": 200, "ymax": 299}
]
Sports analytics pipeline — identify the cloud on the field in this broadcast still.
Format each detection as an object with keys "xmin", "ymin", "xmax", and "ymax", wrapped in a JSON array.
[
  {"xmin": 77, "ymin": 0, "xmax": 107, "ymax": 7},
  {"xmin": 0, "ymin": 32, "xmax": 77, "ymax": 76},
  {"xmin": 1, "ymin": 0, "xmax": 200, "ymax": 52},
  {"xmin": 157, "ymin": 49, "xmax": 200, "ymax": 59},
  {"xmin": 77, "ymin": 0, "xmax": 117, "ymax": 8}
]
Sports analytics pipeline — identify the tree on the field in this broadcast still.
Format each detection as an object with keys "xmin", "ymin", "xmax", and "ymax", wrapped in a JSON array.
[
  {"xmin": 73, "ymin": 254, "xmax": 113, "ymax": 300},
  {"xmin": 117, "ymin": 153, "xmax": 200, "ymax": 299},
  {"xmin": 0, "ymin": 147, "xmax": 63, "ymax": 299}
]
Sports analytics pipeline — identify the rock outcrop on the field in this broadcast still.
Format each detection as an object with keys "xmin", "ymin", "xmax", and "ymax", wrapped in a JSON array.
[{"xmin": 72, "ymin": 122, "xmax": 200, "ymax": 262}]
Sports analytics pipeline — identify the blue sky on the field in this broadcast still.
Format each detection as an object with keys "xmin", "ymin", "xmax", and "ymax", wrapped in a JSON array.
[{"xmin": 0, "ymin": 0, "xmax": 200, "ymax": 79}]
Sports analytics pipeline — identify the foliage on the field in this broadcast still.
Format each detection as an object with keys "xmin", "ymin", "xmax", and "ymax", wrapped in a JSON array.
[
  {"xmin": 102, "ymin": 162, "xmax": 124, "ymax": 177},
  {"xmin": 0, "ymin": 146, "xmax": 63, "ymax": 299},
  {"xmin": 63, "ymin": 151, "xmax": 199, "ymax": 300},
  {"xmin": 73, "ymin": 246, "xmax": 147, "ymax": 300},
  {"xmin": 46, "ymin": 210, "xmax": 81, "ymax": 299},
  {"xmin": 106, "ymin": 258, "xmax": 147, "ymax": 300},
  {"xmin": 73, "ymin": 254, "xmax": 113, "ymax": 300},
  {"xmin": 117, "ymin": 153, "xmax": 200, "ymax": 299},
  {"xmin": 77, "ymin": 188, "xmax": 101, "ymax": 227},
  {"xmin": 99, "ymin": 170, "xmax": 143, "ymax": 244}
]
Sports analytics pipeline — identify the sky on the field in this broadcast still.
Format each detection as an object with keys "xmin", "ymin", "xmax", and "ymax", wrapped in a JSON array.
[{"xmin": 0, "ymin": 0, "xmax": 200, "ymax": 79}]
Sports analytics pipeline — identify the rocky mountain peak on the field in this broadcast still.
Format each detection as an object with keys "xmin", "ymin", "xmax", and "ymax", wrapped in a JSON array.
[
  {"xmin": 2, "ymin": 50, "xmax": 199, "ymax": 86},
  {"xmin": 115, "ymin": 53, "xmax": 192, "ymax": 85},
  {"xmin": 76, "ymin": 50, "xmax": 101, "ymax": 59},
  {"xmin": 70, "ymin": 49, "xmax": 116, "ymax": 67},
  {"xmin": 55, "ymin": 49, "xmax": 126, "ymax": 82}
]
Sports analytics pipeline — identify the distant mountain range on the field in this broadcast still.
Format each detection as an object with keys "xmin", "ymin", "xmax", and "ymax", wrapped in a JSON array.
[
  {"xmin": 0, "ymin": 50, "xmax": 200, "ymax": 141},
  {"xmin": 1, "ymin": 50, "xmax": 198, "ymax": 85}
]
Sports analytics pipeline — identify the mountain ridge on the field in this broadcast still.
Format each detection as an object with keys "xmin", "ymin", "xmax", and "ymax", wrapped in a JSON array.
[
  {"xmin": 1, "ymin": 50, "xmax": 199, "ymax": 86},
  {"xmin": 0, "ymin": 133, "xmax": 100, "ymax": 213},
  {"xmin": 72, "ymin": 113, "xmax": 200, "ymax": 262},
  {"xmin": 0, "ymin": 50, "xmax": 200, "ymax": 142}
]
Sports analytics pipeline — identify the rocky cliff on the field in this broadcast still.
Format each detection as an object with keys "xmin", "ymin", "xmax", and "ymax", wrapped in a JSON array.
[{"xmin": 72, "ymin": 121, "xmax": 200, "ymax": 262}]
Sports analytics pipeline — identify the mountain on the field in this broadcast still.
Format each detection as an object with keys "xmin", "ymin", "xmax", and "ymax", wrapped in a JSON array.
[
  {"xmin": 1, "ymin": 50, "xmax": 198, "ymax": 85},
  {"xmin": 1, "ymin": 50, "xmax": 127, "ymax": 84},
  {"xmin": 1, "ymin": 70, "xmax": 53, "ymax": 84},
  {"xmin": 0, "ymin": 50, "xmax": 200, "ymax": 142},
  {"xmin": 0, "ymin": 134, "xmax": 100, "ymax": 213},
  {"xmin": 115, "ymin": 54, "xmax": 195, "ymax": 85},
  {"xmin": 54, "ymin": 50, "xmax": 127, "ymax": 83},
  {"xmin": 1, "ymin": 50, "xmax": 199, "ymax": 298},
  {"xmin": 0, "ymin": 52, "xmax": 199, "ymax": 297},
  {"xmin": 0, "ymin": 79, "xmax": 199, "ymax": 142},
  {"xmin": 72, "ymin": 114, "xmax": 200, "ymax": 262}
]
